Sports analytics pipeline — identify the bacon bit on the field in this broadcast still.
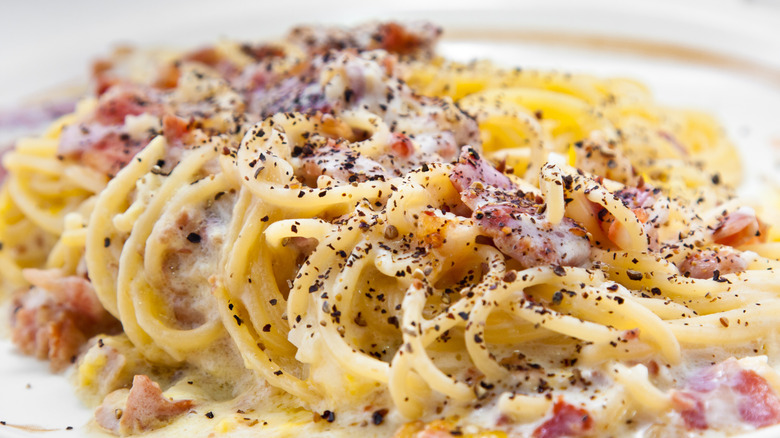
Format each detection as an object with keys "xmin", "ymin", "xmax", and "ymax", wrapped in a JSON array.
[
  {"xmin": 678, "ymin": 249, "xmax": 747, "ymax": 280},
  {"xmin": 389, "ymin": 133, "xmax": 415, "ymax": 159},
  {"xmin": 450, "ymin": 146, "xmax": 513, "ymax": 193},
  {"xmin": 647, "ymin": 360, "xmax": 660, "ymax": 376},
  {"xmin": 96, "ymin": 375, "xmax": 193, "ymax": 435},
  {"xmin": 671, "ymin": 391, "xmax": 708, "ymax": 430},
  {"xmin": 75, "ymin": 131, "xmax": 150, "ymax": 177},
  {"xmin": 473, "ymin": 201, "xmax": 590, "ymax": 268},
  {"xmin": 154, "ymin": 63, "xmax": 180, "ymax": 90},
  {"xmin": 11, "ymin": 270, "xmax": 121, "ymax": 371},
  {"xmin": 450, "ymin": 148, "xmax": 590, "ymax": 268},
  {"xmin": 94, "ymin": 85, "xmax": 165, "ymax": 126},
  {"xmin": 162, "ymin": 114, "xmax": 191, "ymax": 145},
  {"xmin": 632, "ymin": 208, "xmax": 649, "ymax": 223},
  {"xmin": 377, "ymin": 23, "xmax": 425, "ymax": 55},
  {"xmin": 95, "ymin": 76, "xmax": 121, "ymax": 97},
  {"xmin": 183, "ymin": 47, "xmax": 221, "ymax": 66},
  {"xmin": 735, "ymin": 369, "xmax": 780, "ymax": 427},
  {"xmin": 673, "ymin": 359, "xmax": 780, "ymax": 430},
  {"xmin": 712, "ymin": 207, "xmax": 768, "ymax": 247},
  {"xmin": 533, "ymin": 399, "xmax": 593, "ymax": 438}
]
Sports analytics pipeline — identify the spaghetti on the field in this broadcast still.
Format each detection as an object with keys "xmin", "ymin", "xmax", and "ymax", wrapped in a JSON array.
[{"xmin": 2, "ymin": 21, "xmax": 780, "ymax": 438}]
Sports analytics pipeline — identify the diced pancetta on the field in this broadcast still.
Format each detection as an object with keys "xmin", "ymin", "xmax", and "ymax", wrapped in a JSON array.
[
  {"xmin": 678, "ymin": 249, "xmax": 747, "ymax": 279},
  {"xmin": 11, "ymin": 269, "xmax": 120, "ymax": 371},
  {"xmin": 533, "ymin": 399, "xmax": 593, "ymax": 438},
  {"xmin": 712, "ymin": 207, "xmax": 767, "ymax": 247},
  {"xmin": 95, "ymin": 375, "xmax": 193, "ymax": 436},
  {"xmin": 671, "ymin": 358, "xmax": 780, "ymax": 431},
  {"xmin": 450, "ymin": 148, "xmax": 590, "ymax": 268}
]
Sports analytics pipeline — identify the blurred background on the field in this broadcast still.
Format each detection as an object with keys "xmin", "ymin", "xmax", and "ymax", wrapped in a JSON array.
[{"xmin": 0, "ymin": 0, "xmax": 778, "ymax": 107}]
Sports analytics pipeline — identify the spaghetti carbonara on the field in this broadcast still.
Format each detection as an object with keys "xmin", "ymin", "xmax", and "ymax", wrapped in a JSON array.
[{"xmin": 2, "ymin": 21, "xmax": 780, "ymax": 438}]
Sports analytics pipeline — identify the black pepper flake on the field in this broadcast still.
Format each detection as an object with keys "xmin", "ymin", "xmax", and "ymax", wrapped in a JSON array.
[
  {"xmin": 372, "ymin": 409, "xmax": 388, "ymax": 425},
  {"xmin": 344, "ymin": 88, "xmax": 354, "ymax": 102},
  {"xmin": 269, "ymin": 299, "xmax": 277, "ymax": 306},
  {"xmin": 103, "ymin": 237, "xmax": 111, "ymax": 248},
  {"xmin": 387, "ymin": 316, "xmax": 400, "ymax": 328},
  {"xmin": 626, "ymin": 270, "xmax": 643, "ymax": 281},
  {"xmin": 321, "ymin": 410, "xmax": 336, "ymax": 423},
  {"xmin": 261, "ymin": 216, "xmax": 269, "ymax": 222},
  {"xmin": 552, "ymin": 265, "xmax": 566, "ymax": 277},
  {"xmin": 503, "ymin": 271, "xmax": 517, "ymax": 283},
  {"xmin": 66, "ymin": 426, "xmax": 73, "ymax": 430},
  {"xmin": 457, "ymin": 311, "xmax": 469, "ymax": 321},
  {"xmin": 186, "ymin": 233, "xmax": 202, "ymax": 243},
  {"xmin": 205, "ymin": 412, "xmax": 214, "ymax": 419},
  {"xmin": 234, "ymin": 315, "xmax": 243, "ymax": 326},
  {"xmin": 262, "ymin": 324, "xmax": 271, "ymax": 332},
  {"xmin": 552, "ymin": 291, "xmax": 564, "ymax": 305},
  {"xmin": 384, "ymin": 225, "xmax": 399, "ymax": 240},
  {"xmin": 712, "ymin": 173, "xmax": 721, "ymax": 185},
  {"xmin": 274, "ymin": 370, "xmax": 283, "ymax": 376},
  {"xmin": 650, "ymin": 287, "xmax": 661, "ymax": 296}
]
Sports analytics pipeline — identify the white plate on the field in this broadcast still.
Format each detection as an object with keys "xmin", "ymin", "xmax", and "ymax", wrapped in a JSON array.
[{"xmin": 1, "ymin": 1, "xmax": 780, "ymax": 437}]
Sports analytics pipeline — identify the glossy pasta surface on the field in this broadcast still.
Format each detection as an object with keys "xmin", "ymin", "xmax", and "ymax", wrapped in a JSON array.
[{"xmin": 2, "ymin": 21, "xmax": 779, "ymax": 438}]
